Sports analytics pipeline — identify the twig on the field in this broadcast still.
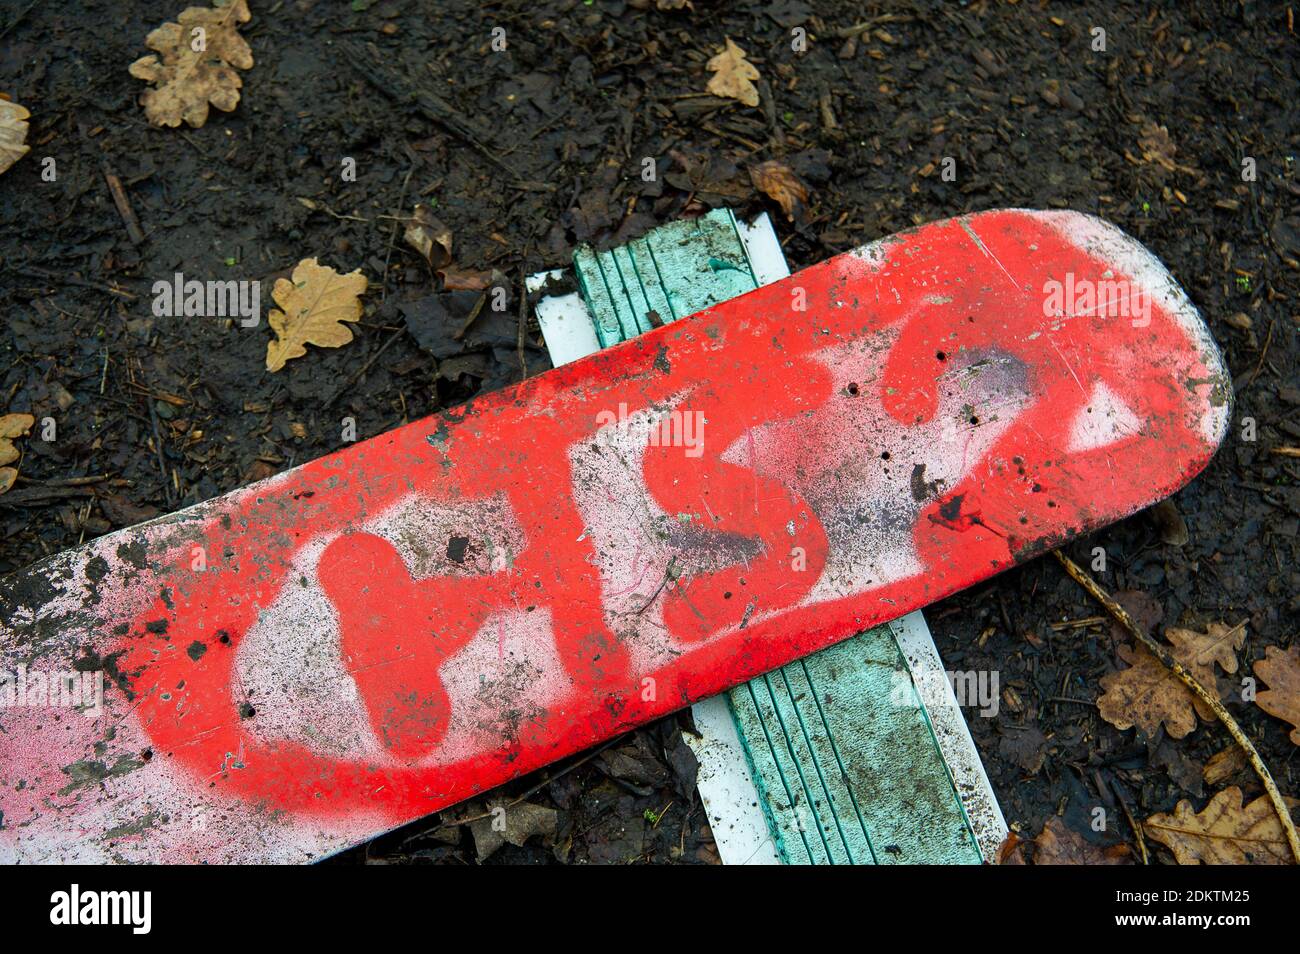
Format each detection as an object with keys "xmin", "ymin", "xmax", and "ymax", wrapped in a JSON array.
[
  {"xmin": 100, "ymin": 160, "xmax": 145, "ymax": 245},
  {"xmin": 516, "ymin": 265, "xmax": 529, "ymax": 382},
  {"xmin": 381, "ymin": 166, "xmax": 415, "ymax": 303},
  {"xmin": 1052, "ymin": 549, "xmax": 1300, "ymax": 863},
  {"xmin": 1109, "ymin": 780, "xmax": 1149, "ymax": 865},
  {"xmin": 146, "ymin": 390, "xmax": 173, "ymax": 507},
  {"xmin": 322, "ymin": 326, "xmax": 405, "ymax": 409},
  {"xmin": 9, "ymin": 265, "xmax": 137, "ymax": 300},
  {"xmin": 15, "ymin": 474, "xmax": 110, "ymax": 487},
  {"xmin": 1246, "ymin": 318, "xmax": 1275, "ymax": 388},
  {"xmin": 834, "ymin": 13, "xmax": 914, "ymax": 38},
  {"xmin": 0, "ymin": 0, "xmax": 39, "ymax": 41},
  {"xmin": 339, "ymin": 39, "xmax": 519, "ymax": 181}
]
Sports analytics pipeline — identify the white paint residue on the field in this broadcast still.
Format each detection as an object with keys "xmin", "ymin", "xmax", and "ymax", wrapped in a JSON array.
[
  {"xmin": 1035, "ymin": 209, "xmax": 1231, "ymax": 446},
  {"xmin": 1067, "ymin": 381, "xmax": 1142, "ymax": 452}
]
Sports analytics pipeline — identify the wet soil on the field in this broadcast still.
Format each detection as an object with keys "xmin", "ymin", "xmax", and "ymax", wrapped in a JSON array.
[{"xmin": 1, "ymin": 0, "xmax": 1297, "ymax": 863}]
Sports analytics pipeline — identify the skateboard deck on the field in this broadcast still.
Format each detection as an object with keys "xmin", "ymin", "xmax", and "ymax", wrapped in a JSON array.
[{"xmin": 0, "ymin": 209, "xmax": 1230, "ymax": 863}]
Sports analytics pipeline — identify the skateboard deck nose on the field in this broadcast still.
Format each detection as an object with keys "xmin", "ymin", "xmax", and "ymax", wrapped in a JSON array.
[{"xmin": 0, "ymin": 209, "xmax": 1230, "ymax": 863}]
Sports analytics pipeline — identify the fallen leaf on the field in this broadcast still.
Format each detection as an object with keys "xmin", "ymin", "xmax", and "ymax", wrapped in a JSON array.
[
  {"xmin": 1254, "ymin": 646, "xmax": 1300, "ymax": 745},
  {"xmin": 1109, "ymin": 589, "xmax": 1164, "ymax": 642},
  {"xmin": 0, "ymin": 95, "xmax": 31, "ymax": 175},
  {"xmin": 265, "ymin": 259, "xmax": 367, "ymax": 372},
  {"xmin": 998, "ymin": 726, "xmax": 1047, "ymax": 774},
  {"xmin": 1097, "ymin": 622, "xmax": 1245, "ymax": 739},
  {"xmin": 99, "ymin": 493, "xmax": 161, "ymax": 527},
  {"xmin": 0, "ymin": 412, "xmax": 34, "ymax": 497},
  {"xmin": 996, "ymin": 831, "xmax": 1027, "ymax": 865},
  {"xmin": 749, "ymin": 160, "xmax": 810, "ymax": 222},
  {"xmin": 403, "ymin": 204, "xmax": 452, "ymax": 269},
  {"xmin": 128, "ymin": 0, "xmax": 254, "ymax": 128},
  {"xmin": 1145, "ymin": 787, "xmax": 1296, "ymax": 864},
  {"xmin": 665, "ymin": 150, "xmax": 749, "ymax": 206},
  {"xmin": 1202, "ymin": 746, "xmax": 1248, "ymax": 786},
  {"xmin": 1149, "ymin": 498, "xmax": 1189, "ymax": 547},
  {"xmin": 464, "ymin": 799, "xmax": 557, "ymax": 862},
  {"xmin": 0, "ymin": 413, "xmax": 34, "ymax": 467},
  {"xmin": 438, "ymin": 265, "xmax": 492, "ymax": 291},
  {"xmin": 706, "ymin": 38, "xmax": 760, "ymax": 108},
  {"xmin": 1152, "ymin": 739, "xmax": 1203, "ymax": 797},
  {"xmin": 1034, "ymin": 817, "xmax": 1130, "ymax": 865}
]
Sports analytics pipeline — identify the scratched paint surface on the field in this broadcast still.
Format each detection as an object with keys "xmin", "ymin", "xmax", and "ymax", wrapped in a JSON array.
[{"xmin": 0, "ymin": 210, "xmax": 1230, "ymax": 863}]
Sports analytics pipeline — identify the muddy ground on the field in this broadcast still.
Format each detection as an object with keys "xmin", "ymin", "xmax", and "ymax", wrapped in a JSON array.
[{"xmin": 1, "ymin": 0, "xmax": 1297, "ymax": 864}]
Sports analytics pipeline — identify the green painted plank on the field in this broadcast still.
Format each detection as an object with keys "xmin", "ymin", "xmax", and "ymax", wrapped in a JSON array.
[
  {"xmin": 796, "ymin": 629, "xmax": 982, "ymax": 863},
  {"xmin": 574, "ymin": 208, "xmax": 759, "ymax": 344},
  {"xmin": 573, "ymin": 211, "xmax": 982, "ymax": 864}
]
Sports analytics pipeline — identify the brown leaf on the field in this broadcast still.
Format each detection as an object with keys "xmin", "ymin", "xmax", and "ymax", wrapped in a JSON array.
[
  {"xmin": 0, "ymin": 468, "xmax": 15, "ymax": 494},
  {"xmin": 1202, "ymin": 746, "xmax": 1248, "ymax": 786},
  {"xmin": 438, "ymin": 265, "xmax": 492, "ymax": 291},
  {"xmin": 1033, "ymin": 817, "xmax": 1130, "ymax": 865},
  {"xmin": 1109, "ymin": 589, "xmax": 1164, "ymax": 642},
  {"xmin": 996, "ymin": 831, "xmax": 1027, "ymax": 865},
  {"xmin": 1145, "ymin": 787, "xmax": 1296, "ymax": 864},
  {"xmin": 0, "ymin": 412, "xmax": 35, "ymax": 467},
  {"xmin": 1097, "ymin": 622, "xmax": 1245, "ymax": 739},
  {"xmin": 128, "ymin": 0, "xmax": 254, "ymax": 128},
  {"xmin": 265, "ymin": 259, "xmax": 367, "ymax": 372},
  {"xmin": 1149, "ymin": 498, "xmax": 1189, "ymax": 546},
  {"xmin": 706, "ymin": 38, "xmax": 760, "ymax": 108},
  {"xmin": 749, "ymin": 160, "xmax": 810, "ymax": 222},
  {"xmin": 404, "ymin": 204, "xmax": 453, "ymax": 270},
  {"xmin": 464, "ymin": 799, "xmax": 558, "ymax": 862},
  {"xmin": 0, "ymin": 94, "xmax": 31, "ymax": 175},
  {"xmin": 1255, "ymin": 646, "xmax": 1300, "ymax": 745}
]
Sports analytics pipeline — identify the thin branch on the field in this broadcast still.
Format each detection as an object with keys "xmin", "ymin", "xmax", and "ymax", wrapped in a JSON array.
[{"xmin": 1053, "ymin": 549, "xmax": 1300, "ymax": 863}]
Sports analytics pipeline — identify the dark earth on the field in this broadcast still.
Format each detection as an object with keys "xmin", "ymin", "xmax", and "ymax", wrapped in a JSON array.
[{"xmin": 1, "ymin": 0, "xmax": 1298, "ymax": 864}]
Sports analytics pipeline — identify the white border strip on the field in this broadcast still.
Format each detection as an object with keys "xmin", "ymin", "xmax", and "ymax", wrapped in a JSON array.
[
  {"xmin": 528, "ymin": 269, "xmax": 600, "ymax": 368},
  {"xmin": 889, "ymin": 612, "xmax": 1008, "ymax": 861}
]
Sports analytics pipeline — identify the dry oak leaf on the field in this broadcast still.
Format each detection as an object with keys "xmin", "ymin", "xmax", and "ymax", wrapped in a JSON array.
[
  {"xmin": 1033, "ymin": 817, "xmax": 1131, "ymax": 865},
  {"xmin": 404, "ymin": 204, "xmax": 453, "ymax": 270},
  {"xmin": 706, "ymin": 38, "xmax": 760, "ymax": 108},
  {"xmin": 0, "ymin": 95, "xmax": 31, "ymax": 175},
  {"xmin": 0, "ymin": 412, "xmax": 35, "ymax": 496},
  {"xmin": 265, "ymin": 259, "xmax": 368, "ymax": 372},
  {"xmin": 129, "ymin": 0, "xmax": 253, "ymax": 129},
  {"xmin": 1145, "ymin": 787, "xmax": 1298, "ymax": 864},
  {"xmin": 1097, "ymin": 621, "xmax": 1245, "ymax": 739},
  {"xmin": 750, "ymin": 160, "xmax": 810, "ymax": 222},
  {"xmin": 1254, "ymin": 646, "xmax": 1300, "ymax": 745}
]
